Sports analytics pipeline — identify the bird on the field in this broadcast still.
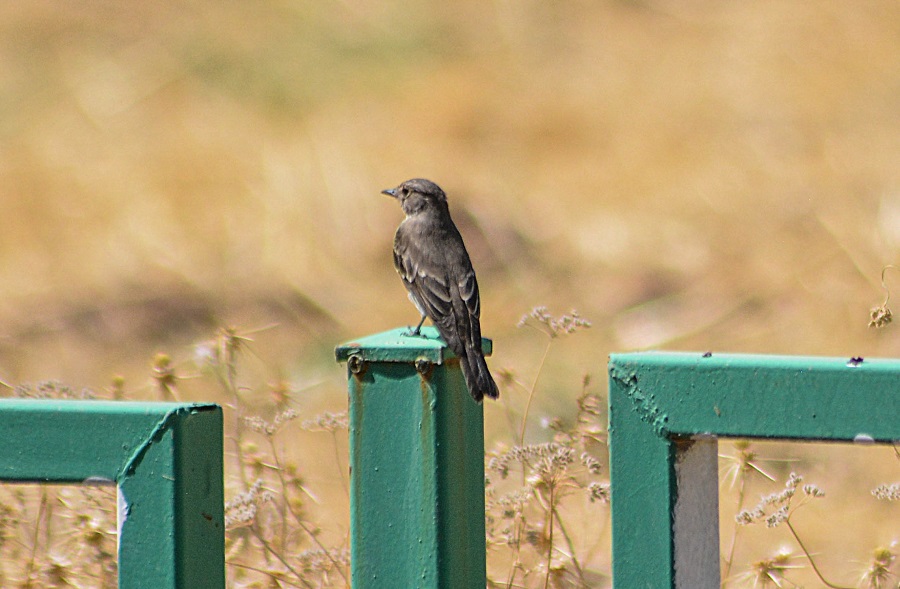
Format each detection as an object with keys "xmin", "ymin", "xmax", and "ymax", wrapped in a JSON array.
[{"xmin": 380, "ymin": 178, "xmax": 500, "ymax": 403}]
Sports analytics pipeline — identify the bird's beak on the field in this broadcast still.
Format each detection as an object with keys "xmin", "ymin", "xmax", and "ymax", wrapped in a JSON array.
[{"xmin": 381, "ymin": 188, "xmax": 397, "ymax": 198}]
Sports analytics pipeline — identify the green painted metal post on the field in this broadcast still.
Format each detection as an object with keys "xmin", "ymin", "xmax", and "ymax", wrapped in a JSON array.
[
  {"xmin": 0, "ymin": 400, "xmax": 225, "ymax": 589},
  {"xmin": 608, "ymin": 352, "xmax": 900, "ymax": 589},
  {"xmin": 336, "ymin": 327, "xmax": 488, "ymax": 589}
]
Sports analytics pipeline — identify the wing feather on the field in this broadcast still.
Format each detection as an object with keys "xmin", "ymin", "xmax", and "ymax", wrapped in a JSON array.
[{"xmin": 393, "ymin": 217, "xmax": 481, "ymax": 358}]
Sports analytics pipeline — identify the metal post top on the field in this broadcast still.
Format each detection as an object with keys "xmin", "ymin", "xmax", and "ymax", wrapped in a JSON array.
[{"xmin": 335, "ymin": 326, "xmax": 492, "ymax": 364}]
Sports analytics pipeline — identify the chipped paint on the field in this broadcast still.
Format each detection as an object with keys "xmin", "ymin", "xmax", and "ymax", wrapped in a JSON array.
[
  {"xmin": 117, "ymin": 486, "xmax": 130, "ymax": 551},
  {"xmin": 608, "ymin": 364, "xmax": 669, "ymax": 436},
  {"xmin": 120, "ymin": 406, "xmax": 188, "ymax": 481}
]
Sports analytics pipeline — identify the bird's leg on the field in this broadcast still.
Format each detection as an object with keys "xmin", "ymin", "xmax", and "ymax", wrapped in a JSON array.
[{"xmin": 406, "ymin": 314, "xmax": 427, "ymax": 337}]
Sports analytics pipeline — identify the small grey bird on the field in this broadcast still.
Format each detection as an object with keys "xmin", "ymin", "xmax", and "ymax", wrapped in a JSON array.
[{"xmin": 381, "ymin": 178, "xmax": 499, "ymax": 403}]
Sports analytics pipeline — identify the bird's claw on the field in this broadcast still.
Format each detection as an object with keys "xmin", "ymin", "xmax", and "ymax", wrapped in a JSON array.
[{"xmin": 403, "ymin": 316, "xmax": 428, "ymax": 337}]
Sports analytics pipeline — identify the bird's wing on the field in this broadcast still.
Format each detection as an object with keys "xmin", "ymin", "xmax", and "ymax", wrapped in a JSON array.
[
  {"xmin": 393, "ymin": 220, "xmax": 482, "ymax": 359},
  {"xmin": 457, "ymin": 269, "xmax": 480, "ymax": 320},
  {"xmin": 393, "ymin": 232, "xmax": 454, "ymax": 323}
]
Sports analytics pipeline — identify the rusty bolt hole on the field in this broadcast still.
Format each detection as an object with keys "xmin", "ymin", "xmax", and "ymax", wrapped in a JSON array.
[
  {"xmin": 348, "ymin": 354, "xmax": 366, "ymax": 375},
  {"xmin": 415, "ymin": 357, "xmax": 433, "ymax": 377}
]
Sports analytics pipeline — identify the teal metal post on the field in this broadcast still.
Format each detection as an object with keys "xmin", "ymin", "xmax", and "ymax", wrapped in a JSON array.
[
  {"xmin": 0, "ymin": 400, "xmax": 224, "ymax": 589},
  {"xmin": 336, "ymin": 327, "xmax": 489, "ymax": 589},
  {"xmin": 608, "ymin": 352, "xmax": 900, "ymax": 589}
]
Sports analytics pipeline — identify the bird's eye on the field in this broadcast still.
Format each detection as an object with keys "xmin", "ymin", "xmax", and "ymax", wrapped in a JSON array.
[{"xmin": 399, "ymin": 187, "xmax": 409, "ymax": 196}]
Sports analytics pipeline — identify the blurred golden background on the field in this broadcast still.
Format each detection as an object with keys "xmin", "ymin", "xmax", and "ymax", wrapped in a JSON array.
[{"xmin": 0, "ymin": 0, "xmax": 898, "ymax": 586}]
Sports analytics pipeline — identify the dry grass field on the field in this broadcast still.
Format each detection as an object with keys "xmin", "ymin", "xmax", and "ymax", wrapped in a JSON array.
[{"xmin": 0, "ymin": 0, "xmax": 897, "ymax": 587}]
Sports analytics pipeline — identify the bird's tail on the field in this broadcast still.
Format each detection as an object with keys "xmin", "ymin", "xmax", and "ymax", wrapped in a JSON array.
[{"xmin": 460, "ymin": 347, "xmax": 499, "ymax": 404}]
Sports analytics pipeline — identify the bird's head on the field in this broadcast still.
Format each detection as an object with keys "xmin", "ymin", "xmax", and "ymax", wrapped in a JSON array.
[{"xmin": 381, "ymin": 178, "xmax": 448, "ymax": 216}]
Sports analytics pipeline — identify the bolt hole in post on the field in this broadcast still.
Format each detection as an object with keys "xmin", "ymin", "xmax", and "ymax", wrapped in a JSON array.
[
  {"xmin": 415, "ymin": 357, "xmax": 433, "ymax": 378},
  {"xmin": 348, "ymin": 353, "xmax": 366, "ymax": 375}
]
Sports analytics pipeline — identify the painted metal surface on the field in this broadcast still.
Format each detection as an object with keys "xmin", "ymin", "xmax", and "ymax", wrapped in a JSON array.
[
  {"xmin": 336, "ymin": 327, "xmax": 488, "ymax": 589},
  {"xmin": 0, "ymin": 400, "xmax": 224, "ymax": 589},
  {"xmin": 608, "ymin": 352, "xmax": 900, "ymax": 589},
  {"xmin": 335, "ymin": 326, "xmax": 492, "ymax": 364}
]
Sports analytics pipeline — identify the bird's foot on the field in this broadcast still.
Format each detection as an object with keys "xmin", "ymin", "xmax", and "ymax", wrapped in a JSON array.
[{"xmin": 403, "ymin": 316, "xmax": 428, "ymax": 337}]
